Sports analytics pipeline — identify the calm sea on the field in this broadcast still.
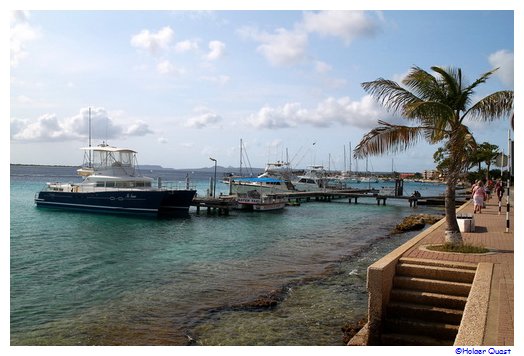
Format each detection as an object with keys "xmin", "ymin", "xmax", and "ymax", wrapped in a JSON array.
[{"xmin": 10, "ymin": 165, "xmax": 445, "ymax": 345}]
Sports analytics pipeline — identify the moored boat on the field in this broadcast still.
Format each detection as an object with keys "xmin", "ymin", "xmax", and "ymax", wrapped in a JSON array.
[
  {"xmin": 229, "ymin": 176, "xmax": 295, "ymax": 195},
  {"xmin": 292, "ymin": 165, "xmax": 328, "ymax": 191},
  {"xmin": 235, "ymin": 190, "xmax": 287, "ymax": 211},
  {"xmin": 34, "ymin": 143, "xmax": 196, "ymax": 216}
]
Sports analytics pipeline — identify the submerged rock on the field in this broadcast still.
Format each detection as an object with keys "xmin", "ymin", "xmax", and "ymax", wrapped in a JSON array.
[{"xmin": 392, "ymin": 214, "xmax": 443, "ymax": 234}]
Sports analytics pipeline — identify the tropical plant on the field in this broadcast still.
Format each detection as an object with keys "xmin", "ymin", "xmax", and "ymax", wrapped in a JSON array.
[
  {"xmin": 477, "ymin": 142, "xmax": 500, "ymax": 181},
  {"xmin": 354, "ymin": 66, "xmax": 513, "ymax": 245}
]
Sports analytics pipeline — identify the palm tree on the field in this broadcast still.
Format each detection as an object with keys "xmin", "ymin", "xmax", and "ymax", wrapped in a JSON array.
[
  {"xmin": 478, "ymin": 142, "xmax": 500, "ymax": 181},
  {"xmin": 354, "ymin": 66, "xmax": 513, "ymax": 245}
]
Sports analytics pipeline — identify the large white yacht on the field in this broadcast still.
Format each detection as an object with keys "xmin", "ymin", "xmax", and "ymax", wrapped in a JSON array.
[{"xmin": 35, "ymin": 143, "xmax": 196, "ymax": 216}]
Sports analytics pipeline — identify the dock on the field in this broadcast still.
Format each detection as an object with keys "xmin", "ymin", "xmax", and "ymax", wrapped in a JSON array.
[
  {"xmin": 191, "ymin": 196, "xmax": 236, "ymax": 215},
  {"xmin": 190, "ymin": 189, "xmax": 467, "ymax": 216},
  {"xmin": 275, "ymin": 189, "xmax": 467, "ymax": 207}
]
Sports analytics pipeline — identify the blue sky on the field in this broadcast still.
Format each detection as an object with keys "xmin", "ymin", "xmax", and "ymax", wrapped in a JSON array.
[{"xmin": 9, "ymin": 7, "xmax": 516, "ymax": 173}]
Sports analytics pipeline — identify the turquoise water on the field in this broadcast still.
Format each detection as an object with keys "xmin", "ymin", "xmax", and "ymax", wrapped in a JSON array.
[{"xmin": 10, "ymin": 166, "xmax": 445, "ymax": 345}]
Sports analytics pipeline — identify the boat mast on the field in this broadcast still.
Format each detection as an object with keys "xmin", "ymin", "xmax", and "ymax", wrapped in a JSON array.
[
  {"xmin": 88, "ymin": 107, "xmax": 92, "ymax": 167},
  {"xmin": 239, "ymin": 138, "xmax": 243, "ymax": 176},
  {"xmin": 343, "ymin": 145, "xmax": 347, "ymax": 172},
  {"xmin": 349, "ymin": 142, "xmax": 352, "ymax": 173}
]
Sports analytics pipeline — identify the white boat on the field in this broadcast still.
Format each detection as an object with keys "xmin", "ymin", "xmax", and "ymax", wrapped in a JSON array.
[
  {"xmin": 258, "ymin": 161, "xmax": 293, "ymax": 179},
  {"xmin": 229, "ymin": 176, "xmax": 294, "ymax": 195},
  {"xmin": 359, "ymin": 176, "xmax": 379, "ymax": 183},
  {"xmin": 292, "ymin": 165, "xmax": 328, "ymax": 191},
  {"xmin": 34, "ymin": 143, "xmax": 196, "ymax": 216},
  {"xmin": 235, "ymin": 190, "xmax": 287, "ymax": 211}
]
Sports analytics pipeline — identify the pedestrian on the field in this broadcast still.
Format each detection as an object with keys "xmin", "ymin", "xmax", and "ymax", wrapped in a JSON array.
[
  {"xmin": 495, "ymin": 179, "xmax": 504, "ymax": 202},
  {"xmin": 473, "ymin": 181, "xmax": 487, "ymax": 214}
]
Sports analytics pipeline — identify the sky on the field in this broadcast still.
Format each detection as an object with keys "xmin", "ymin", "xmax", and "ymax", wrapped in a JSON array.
[{"xmin": 8, "ymin": 4, "xmax": 517, "ymax": 173}]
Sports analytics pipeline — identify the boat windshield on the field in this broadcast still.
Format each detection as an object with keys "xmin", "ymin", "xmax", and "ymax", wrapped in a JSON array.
[
  {"xmin": 92, "ymin": 149, "xmax": 134, "ymax": 169},
  {"xmin": 81, "ymin": 145, "xmax": 138, "ymax": 176}
]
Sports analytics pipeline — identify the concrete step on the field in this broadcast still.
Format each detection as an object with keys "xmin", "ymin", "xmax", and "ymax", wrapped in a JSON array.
[
  {"xmin": 390, "ymin": 288, "xmax": 468, "ymax": 309},
  {"xmin": 387, "ymin": 301, "xmax": 464, "ymax": 324},
  {"xmin": 399, "ymin": 257, "xmax": 478, "ymax": 270},
  {"xmin": 393, "ymin": 275, "xmax": 472, "ymax": 297},
  {"xmin": 381, "ymin": 332, "xmax": 455, "ymax": 346},
  {"xmin": 383, "ymin": 317, "xmax": 459, "ymax": 340},
  {"xmin": 396, "ymin": 263, "xmax": 476, "ymax": 283}
]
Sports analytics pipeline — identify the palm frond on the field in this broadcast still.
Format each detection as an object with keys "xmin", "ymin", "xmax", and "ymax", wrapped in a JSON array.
[
  {"xmin": 431, "ymin": 66, "xmax": 462, "ymax": 100},
  {"xmin": 403, "ymin": 101, "xmax": 454, "ymax": 122},
  {"xmin": 464, "ymin": 90, "xmax": 514, "ymax": 122},
  {"xmin": 456, "ymin": 68, "xmax": 499, "ymax": 110},
  {"xmin": 464, "ymin": 68, "xmax": 499, "ymax": 93},
  {"xmin": 353, "ymin": 120, "xmax": 427, "ymax": 159},
  {"xmin": 361, "ymin": 79, "xmax": 421, "ymax": 114},
  {"xmin": 402, "ymin": 66, "xmax": 442, "ymax": 100}
]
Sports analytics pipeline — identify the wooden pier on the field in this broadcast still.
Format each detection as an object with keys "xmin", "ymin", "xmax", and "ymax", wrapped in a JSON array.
[
  {"xmin": 277, "ymin": 190, "xmax": 467, "ymax": 207},
  {"xmin": 190, "ymin": 189, "xmax": 468, "ymax": 216},
  {"xmin": 191, "ymin": 196, "xmax": 235, "ymax": 215}
]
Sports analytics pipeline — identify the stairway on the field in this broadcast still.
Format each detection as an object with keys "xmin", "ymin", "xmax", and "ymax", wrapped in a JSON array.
[{"xmin": 380, "ymin": 257, "xmax": 477, "ymax": 346}]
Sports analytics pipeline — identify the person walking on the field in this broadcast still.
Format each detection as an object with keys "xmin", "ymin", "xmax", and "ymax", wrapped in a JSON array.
[
  {"xmin": 473, "ymin": 180, "xmax": 487, "ymax": 214},
  {"xmin": 495, "ymin": 179, "xmax": 504, "ymax": 202}
]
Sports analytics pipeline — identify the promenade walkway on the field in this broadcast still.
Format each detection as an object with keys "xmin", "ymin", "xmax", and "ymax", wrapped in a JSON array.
[{"xmin": 400, "ymin": 195, "xmax": 514, "ymax": 345}]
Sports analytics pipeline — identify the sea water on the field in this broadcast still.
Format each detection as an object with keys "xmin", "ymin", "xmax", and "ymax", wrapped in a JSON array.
[{"xmin": 10, "ymin": 165, "xmax": 445, "ymax": 345}]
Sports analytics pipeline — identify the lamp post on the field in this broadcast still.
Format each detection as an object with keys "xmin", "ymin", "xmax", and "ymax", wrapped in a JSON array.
[{"xmin": 209, "ymin": 157, "xmax": 217, "ymax": 198}]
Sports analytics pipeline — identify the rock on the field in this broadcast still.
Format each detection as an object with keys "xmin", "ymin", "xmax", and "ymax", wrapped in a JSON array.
[
  {"xmin": 342, "ymin": 318, "xmax": 367, "ymax": 344},
  {"xmin": 392, "ymin": 214, "xmax": 443, "ymax": 234},
  {"xmin": 233, "ymin": 288, "xmax": 287, "ymax": 311}
]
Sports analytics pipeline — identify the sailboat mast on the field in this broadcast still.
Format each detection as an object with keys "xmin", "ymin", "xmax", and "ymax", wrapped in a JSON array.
[
  {"xmin": 343, "ymin": 145, "xmax": 347, "ymax": 172},
  {"xmin": 239, "ymin": 138, "xmax": 243, "ymax": 176},
  {"xmin": 88, "ymin": 107, "xmax": 92, "ymax": 167},
  {"xmin": 349, "ymin": 142, "xmax": 352, "ymax": 173}
]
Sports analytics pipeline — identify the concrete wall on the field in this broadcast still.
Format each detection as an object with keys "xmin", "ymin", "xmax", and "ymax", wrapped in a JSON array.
[{"xmin": 358, "ymin": 202, "xmax": 470, "ymax": 345}]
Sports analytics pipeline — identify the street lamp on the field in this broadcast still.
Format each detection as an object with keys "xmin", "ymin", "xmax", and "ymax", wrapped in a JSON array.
[{"xmin": 209, "ymin": 157, "xmax": 217, "ymax": 198}]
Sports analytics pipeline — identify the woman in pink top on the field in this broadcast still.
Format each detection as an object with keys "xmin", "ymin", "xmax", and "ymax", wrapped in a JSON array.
[{"xmin": 473, "ymin": 181, "xmax": 487, "ymax": 214}]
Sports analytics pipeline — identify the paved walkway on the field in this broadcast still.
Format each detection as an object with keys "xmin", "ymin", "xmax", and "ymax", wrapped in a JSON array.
[{"xmin": 401, "ymin": 195, "xmax": 514, "ymax": 345}]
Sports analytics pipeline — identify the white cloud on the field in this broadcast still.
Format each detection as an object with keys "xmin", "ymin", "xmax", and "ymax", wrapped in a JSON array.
[
  {"xmin": 11, "ymin": 114, "xmax": 74, "ymax": 141},
  {"xmin": 10, "ymin": 10, "xmax": 40, "ymax": 67},
  {"xmin": 174, "ymin": 39, "xmax": 199, "ymax": 53},
  {"xmin": 239, "ymin": 11, "xmax": 380, "ymax": 68},
  {"xmin": 200, "ymin": 75, "xmax": 230, "ymax": 86},
  {"xmin": 488, "ymin": 50, "xmax": 514, "ymax": 86},
  {"xmin": 16, "ymin": 95, "xmax": 33, "ymax": 104},
  {"xmin": 247, "ymin": 95, "xmax": 387, "ymax": 130},
  {"xmin": 156, "ymin": 59, "xmax": 185, "ymax": 75},
  {"xmin": 302, "ymin": 10, "xmax": 379, "ymax": 45},
  {"xmin": 130, "ymin": 26, "xmax": 174, "ymax": 55},
  {"xmin": 314, "ymin": 60, "xmax": 332, "ymax": 73},
  {"xmin": 258, "ymin": 28, "xmax": 308, "ymax": 67},
  {"xmin": 125, "ymin": 121, "xmax": 153, "ymax": 136},
  {"xmin": 158, "ymin": 137, "xmax": 168, "ymax": 144},
  {"xmin": 11, "ymin": 107, "xmax": 153, "ymax": 142},
  {"xmin": 204, "ymin": 40, "xmax": 226, "ymax": 61},
  {"xmin": 185, "ymin": 108, "xmax": 223, "ymax": 129}
]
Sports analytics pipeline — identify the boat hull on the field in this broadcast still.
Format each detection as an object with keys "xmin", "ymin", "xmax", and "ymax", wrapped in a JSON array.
[
  {"xmin": 235, "ymin": 195, "xmax": 287, "ymax": 212},
  {"xmin": 35, "ymin": 189, "xmax": 196, "ymax": 216}
]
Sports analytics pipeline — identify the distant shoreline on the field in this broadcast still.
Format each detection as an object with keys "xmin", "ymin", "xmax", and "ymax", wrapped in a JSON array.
[
  {"xmin": 9, "ymin": 163, "xmax": 440, "ymax": 179},
  {"xmin": 10, "ymin": 163, "xmax": 79, "ymax": 168}
]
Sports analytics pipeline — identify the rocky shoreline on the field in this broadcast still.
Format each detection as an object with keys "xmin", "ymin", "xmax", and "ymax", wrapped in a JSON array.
[
  {"xmin": 391, "ymin": 213, "xmax": 444, "ymax": 234},
  {"xmin": 189, "ymin": 213, "xmax": 445, "ymax": 345}
]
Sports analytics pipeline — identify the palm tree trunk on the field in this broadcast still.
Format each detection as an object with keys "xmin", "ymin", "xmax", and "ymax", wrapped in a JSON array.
[
  {"xmin": 444, "ymin": 180, "xmax": 462, "ymax": 245},
  {"xmin": 444, "ymin": 130, "xmax": 464, "ymax": 246}
]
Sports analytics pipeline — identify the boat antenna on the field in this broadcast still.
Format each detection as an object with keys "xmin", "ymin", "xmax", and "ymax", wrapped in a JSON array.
[{"xmin": 88, "ymin": 107, "xmax": 92, "ymax": 167}]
